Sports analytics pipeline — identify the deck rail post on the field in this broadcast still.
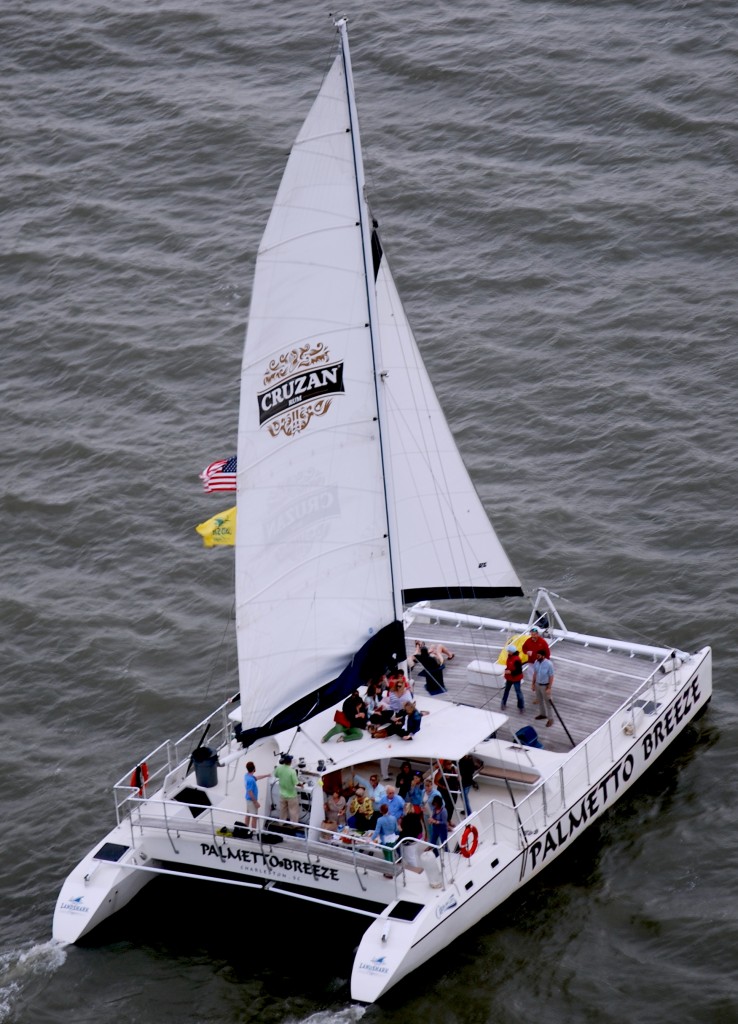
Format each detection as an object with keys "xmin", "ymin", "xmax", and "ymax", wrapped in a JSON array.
[{"xmin": 608, "ymin": 718, "xmax": 614, "ymax": 761}]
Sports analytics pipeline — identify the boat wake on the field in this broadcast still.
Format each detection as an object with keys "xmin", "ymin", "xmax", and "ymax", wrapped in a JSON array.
[
  {"xmin": 0, "ymin": 940, "xmax": 67, "ymax": 1023},
  {"xmin": 291, "ymin": 1009, "xmax": 366, "ymax": 1024}
]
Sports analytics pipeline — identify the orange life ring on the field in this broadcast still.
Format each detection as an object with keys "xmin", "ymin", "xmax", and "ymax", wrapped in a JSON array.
[
  {"xmin": 130, "ymin": 762, "xmax": 149, "ymax": 796},
  {"xmin": 460, "ymin": 824, "xmax": 479, "ymax": 858}
]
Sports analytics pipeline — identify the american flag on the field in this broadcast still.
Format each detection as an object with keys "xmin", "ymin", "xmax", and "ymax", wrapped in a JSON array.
[{"xmin": 200, "ymin": 456, "xmax": 237, "ymax": 493}]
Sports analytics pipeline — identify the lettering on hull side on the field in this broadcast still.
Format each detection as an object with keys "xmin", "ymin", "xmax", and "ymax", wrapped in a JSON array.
[
  {"xmin": 198, "ymin": 843, "xmax": 341, "ymax": 882},
  {"xmin": 527, "ymin": 675, "xmax": 703, "ymax": 874}
]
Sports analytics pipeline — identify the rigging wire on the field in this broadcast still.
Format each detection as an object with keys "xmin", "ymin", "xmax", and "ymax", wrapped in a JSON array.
[{"xmin": 203, "ymin": 596, "xmax": 236, "ymax": 702}]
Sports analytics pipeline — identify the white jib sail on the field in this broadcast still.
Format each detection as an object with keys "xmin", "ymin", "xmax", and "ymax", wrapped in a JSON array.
[{"xmin": 375, "ymin": 256, "xmax": 523, "ymax": 602}]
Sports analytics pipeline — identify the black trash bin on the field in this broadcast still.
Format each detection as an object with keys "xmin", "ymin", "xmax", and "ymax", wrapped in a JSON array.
[{"xmin": 192, "ymin": 746, "xmax": 218, "ymax": 788}]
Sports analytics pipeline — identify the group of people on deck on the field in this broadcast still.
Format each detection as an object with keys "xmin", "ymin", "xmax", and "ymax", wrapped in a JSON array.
[
  {"xmin": 323, "ymin": 768, "xmax": 444, "ymax": 868},
  {"xmin": 321, "ymin": 667, "xmax": 424, "ymax": 743},
  {"xmin": 322, "ymin": 755, "xmax": 479, "ymax": 867},
  {"xmin": 502, "ymin": 626, "xmax": 556, "ymax": 727}
]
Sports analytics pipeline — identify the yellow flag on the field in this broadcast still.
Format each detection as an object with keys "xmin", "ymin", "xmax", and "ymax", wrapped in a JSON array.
[{"xmin": 195, "ymin": 506, "xmax": 236, "ymax": 547}]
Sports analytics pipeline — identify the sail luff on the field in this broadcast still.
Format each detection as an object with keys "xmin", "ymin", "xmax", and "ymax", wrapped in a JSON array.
[{"xmin": 336, "ymin": 18, "xmax": 404, "ymax": 627}]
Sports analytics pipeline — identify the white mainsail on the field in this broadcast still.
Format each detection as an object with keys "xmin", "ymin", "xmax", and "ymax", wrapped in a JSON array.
[
  {"xmin": 235, "ymin": 52, "xmax": 396, "ymax": 735},
  {"xmin": 235, "ymin": 25, "xmax": 521, "ymax": 737}
]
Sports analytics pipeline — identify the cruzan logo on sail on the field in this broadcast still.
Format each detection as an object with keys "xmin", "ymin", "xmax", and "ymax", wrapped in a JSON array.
[{"xmin": 257, "ymin": 342, "xmax": 344, "ymax": 437}]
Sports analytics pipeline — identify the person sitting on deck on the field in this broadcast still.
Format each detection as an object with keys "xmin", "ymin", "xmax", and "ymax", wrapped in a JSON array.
[
  {"xmin": 323, "ymin": 787, "xmax": 346, "ymax": 827},
  {"xmin": 354, "ymin": 772, "xmax": 388, "ymax": 820},
  {"xmin": 347, "ymin": 786, "xmax": 374, "ymax": 832},
  {"xmin": 386, "ymin": 700, "xmax": 422, "ymax": 740},
  {"xmin": 386, "ymin": 670, "xmax": 412, "ymax": 713},
  {"xmin": 363, "ymin": 678, "xmax": 385, "ymax": 719},
  {"xmin": 321, "ymin": 690, "xmax": 366, "ymax": 742},
  {"xmin": 414, "ymin": 644, "xmax": 447, "ymax": 694},
  {"xmin": 343, "ymin": 689, "xmax": 368, "ymax": 729},
  {"xmin": 407, "ymin": 640, "xmax": 423, "ymax": 671},
  {"xmin": 429, "ymin": 642, "xmax": 454, "ymax": 664},
  {"xmin": 369, "ymin": 680, "xmax": 394, "ymax": 726}
]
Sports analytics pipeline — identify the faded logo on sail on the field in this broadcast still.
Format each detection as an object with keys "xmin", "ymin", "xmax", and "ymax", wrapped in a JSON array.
[
  {"xmin": 265, "ymin": 485, "xmax": 340, "ymax": 543},
  {"xmin": 257, "ymin": 343, "xmax": 344, "ymax": 437}
]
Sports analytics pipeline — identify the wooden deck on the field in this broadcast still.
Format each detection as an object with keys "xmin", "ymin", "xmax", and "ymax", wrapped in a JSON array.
[{"xmin": 404, "ymin": 620, "xmax": 663, "ymax": 754}]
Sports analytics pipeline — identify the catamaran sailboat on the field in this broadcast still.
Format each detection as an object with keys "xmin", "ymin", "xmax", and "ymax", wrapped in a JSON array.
[{"xmin": 53, "ymin": 18, "xmax": 712, "ymax": 1002}]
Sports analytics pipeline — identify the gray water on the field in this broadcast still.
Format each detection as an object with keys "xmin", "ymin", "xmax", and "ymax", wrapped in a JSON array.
[{"xmin": 2, "ymin": 1, "xmax": 736, "ymax": 1022}]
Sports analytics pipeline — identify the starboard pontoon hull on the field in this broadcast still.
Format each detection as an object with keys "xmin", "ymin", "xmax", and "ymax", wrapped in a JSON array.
[{"xmin": 350, "ymin": 645, "xmax": 712, "ymax": 1000}]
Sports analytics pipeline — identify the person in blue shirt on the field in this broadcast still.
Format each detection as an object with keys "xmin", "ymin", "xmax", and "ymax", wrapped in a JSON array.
[
  {"xmin": 421, "ymin": 777, "xmax": 441, "ymax": 835},
  {"xmin": 408, "ymin": 772, "xmax": 424, "ymax": 809},
  {"xmin": 428, "ymin": 794, "xmax": 448, "ymax": 856},
  {"xmin": 371, "ymin": 803, "xmax": 399, "ymax": 867},
  {"xmin": 384, "ymin": 785, "xmax": 405, "ymax": 820},
  {"xmin": 532, "ymin": 651, "xmax": 555, "ymax": 727},
  {"xmin": 354, "ymin": 771, "xmax": 388, "ymax": 819},
  {"xmin": 244, "ymin": 761, "xmax": 269, "ymax": 832}
]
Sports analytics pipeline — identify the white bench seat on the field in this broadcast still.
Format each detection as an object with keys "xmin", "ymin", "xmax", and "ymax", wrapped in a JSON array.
[{"xmin": 466, "ymin": 659, "xmax": 503, "ymax": 687}]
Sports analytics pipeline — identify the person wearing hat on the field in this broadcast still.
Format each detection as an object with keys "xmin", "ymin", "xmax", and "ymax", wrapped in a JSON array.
[
  {"xmin": 273, "ymin": 754, "xmax": 299, "ymax": 822},
  {"xmin": 347, "ymin": 785, "xmax": 374, "ymax": 832},
  {"xmin": 502, "ymin": 643, "xmax": 525, "ymax": 713},
  {"xmin": 522, "ymin": 626, "xmax": 551, "ymax": 664}
]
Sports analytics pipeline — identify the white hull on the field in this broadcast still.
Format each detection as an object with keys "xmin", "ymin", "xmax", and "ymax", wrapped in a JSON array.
[
  {"xmin": 351, "ymin": 644, "xmax": 712, "ymax": 999},
  {"xmin": 54, "ymin": 610, "xmax": 712, "ymax": 1001}
]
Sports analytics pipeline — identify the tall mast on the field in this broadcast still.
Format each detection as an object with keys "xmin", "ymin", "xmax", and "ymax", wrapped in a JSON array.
[{"xmin": 335, "ymin": 17, "xmax": 404, "ymax": 629}]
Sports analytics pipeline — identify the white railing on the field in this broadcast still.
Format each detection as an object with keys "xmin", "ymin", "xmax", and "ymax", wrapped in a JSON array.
[
  {"xmin": 410, "ymin": 603, "xmax": 688, "ymax": 661},
  {"xmin": 474, "ymin": 648, "xmax": 688, "ymax": 845},
  {"xmin": 118, "ymin": 790, "xmax": 462, "ymax": 903},
  {"xmin": 112, "ymin": 693, "xmax": 238, "ymax": 824},
  {"xmin": 113, "ymin": 645, "xmax": 696, "ymax": 876}
]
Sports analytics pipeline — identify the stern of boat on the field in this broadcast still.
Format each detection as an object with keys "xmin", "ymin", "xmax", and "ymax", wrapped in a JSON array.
[{"xmin": 53, "ymin": 827, "xmax": 153, "ymax": 944}]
